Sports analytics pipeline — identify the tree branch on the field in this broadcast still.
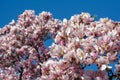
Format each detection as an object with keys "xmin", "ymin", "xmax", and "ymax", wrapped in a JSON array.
[{"xmin": 18, "ymin": 67, "xmax": 24, "ymax": 80}]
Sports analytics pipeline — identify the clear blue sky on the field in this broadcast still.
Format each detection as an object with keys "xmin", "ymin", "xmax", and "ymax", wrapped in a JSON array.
[{"xmin": 0, "ymin": 0, "xmax": 120, "ymax": 27}]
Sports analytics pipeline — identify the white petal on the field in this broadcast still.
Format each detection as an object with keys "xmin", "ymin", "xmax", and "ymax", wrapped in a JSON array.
[
  {"xmin": 9, "ymin": 19, "xmax": 15, "ymax": 25},
  {"xmin": 63, "ymin": 18, "xmax": 67, "ymax": 24},
  {"xmin": 94, "ymin": 45, "xmax": 99, "ymax": 51},
  {"xmin": 66, "ymin": 28, "xmax": 71, "ymax": 36},
  {"xmin": 100, "ymin": 64, "xmax": 107, "ymax": 71},
  {"xmin": 107, "ymin": 66, "xmax": 112, "ymax": 69}
]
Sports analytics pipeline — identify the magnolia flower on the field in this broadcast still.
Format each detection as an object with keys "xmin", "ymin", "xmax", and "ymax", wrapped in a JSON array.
[
  {"xmin": 63, "ymin": 18, "xmax": 68, "ymax": 26},
  {"xmin": 100, "ymin": 64, "xmax": 112, "ymax": 71},
  {"xmin": 0, "ymin": 10, "xmax": 120, "ymax": 80},
  {"xmin": 81, "ymin": 12, "xmax": 91, "ymax": 19},
  {"xmin": 76, "ymin": 49, "xmax": 85, "ymax": 61},
  {"xmin": 100, "ymin": 18, "xmax": 110, "ymax": 23},
  {"xmin": 115, "ymin": 64, "xmax": 120, "ymax": 72},
  {"xmin": 97, "ymin": 56, "xmax": 109, "ymax": 66},
  {"xmin": 66, "ymin": 27, "xmax": 71, "ymax": 36},
  {"xmin": 90, "ymin": 52, "xmax": 98, "ymax": 60},
  {"xmin": 108, "ymin": 30, "xmax": 117, "ymax": 37},
  {"xmin": 96, "ymin": 77, "xmax": 102, "ymax": 80}
]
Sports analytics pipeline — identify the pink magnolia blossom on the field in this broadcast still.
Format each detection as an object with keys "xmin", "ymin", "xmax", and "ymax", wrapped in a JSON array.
[{"xmin": 0, "ymin": 10, "xmax": 120, "ymax": 80}]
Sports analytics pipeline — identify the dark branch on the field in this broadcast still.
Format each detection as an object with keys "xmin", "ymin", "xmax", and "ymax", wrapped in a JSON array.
[{"xmin": 18, "ymin": 67, "xmax": 24, "ymax": 80}]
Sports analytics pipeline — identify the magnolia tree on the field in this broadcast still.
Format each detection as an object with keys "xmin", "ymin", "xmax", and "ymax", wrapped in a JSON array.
[{"xmin": 0, "ymin": 10, "xmax": 120, "ymax": 80}]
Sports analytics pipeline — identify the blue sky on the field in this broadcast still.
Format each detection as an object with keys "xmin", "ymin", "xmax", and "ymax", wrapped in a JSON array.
[{"xmin": 0, "ymin": 0, "xmax": 120, "ymax": 27}]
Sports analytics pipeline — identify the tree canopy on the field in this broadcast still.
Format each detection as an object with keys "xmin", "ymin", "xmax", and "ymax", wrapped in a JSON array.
[{"xmin": 0, "ymin": 10, "xmax": 120, "ymax": 80}]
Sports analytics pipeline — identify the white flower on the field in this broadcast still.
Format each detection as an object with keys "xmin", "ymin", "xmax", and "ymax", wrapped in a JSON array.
[
  {"xmin": 100, "ymin": 18, "xmax": 109, "ymax": 23},
  {"xmin": 63, "ymin": 18, "xmax": 67, "ymax": 25},
  {"xmin": 58, "ymin": 31, "xmax": 63, "ymax": 36},
  {"xmin": 10, "ymin": 26, "xmax": 17, "ymax": 32},
  {"xmin": 66, "ymin": 28, "xmax": 71, "ymax": 36},
  {"xmin": 9, "ymin": 19, "xmax": 15, "ymax": 25},
  {"xmin": 94, "ymin": 45, "xmax": 99, "ymax": 51},
  {"xmin": 87, "ymin": 27, "xmax": 94, "ymax": 32},
  {"xmin": 100, "ymin": 64, "xmax": 107, "ymax": 71},
  {"xmin": 36, "ymin": 65, "xmax": 40, "ymax": 69},
  {"xmin": 75, "ymin": 37, "xmax": 80, "ymax": 42},
  {"xmin": 108, "ymin": 30, "xmax": 117, "ymax": 37},
  {"xmin": 81, "ymin": 12, "xmax": 91, "ymax": 19},
  {"xmin": 76, "ymin": 49, "xmax": 84, "ymax": 60},
  {"xmin": 45, "ymin": 60, "xmax": 56, "ymax": 66},
  {"xmin": 100, "ymin": 64, "xmax": 112, "ymax": 71},
  {"xmin": 70, "ymin": 16, "xmax": 75, "ymax": 21},
  {"xmin": 96, "ymin": 77, "xmax": 102, "ymax": 80},
  {"xmin": 107, "ymin": 66, "xmax": 112, "ymax": 69},
  {"xmin": 8, "ymin": 75, "xmax": 13, "ymax": 79}
]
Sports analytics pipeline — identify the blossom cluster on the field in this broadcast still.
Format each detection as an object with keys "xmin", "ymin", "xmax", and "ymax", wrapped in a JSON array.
[
  {"xmin": 0, "ymin": 10, "xmax": 120, "ymax": 80},
  {"xmin": 0, "ymin": 10, "xmax": 62, "ymax": 80},
  {"xmin": 44, "ymin": 13, "xmax": 120, "ymax": 80}
]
